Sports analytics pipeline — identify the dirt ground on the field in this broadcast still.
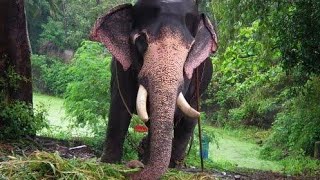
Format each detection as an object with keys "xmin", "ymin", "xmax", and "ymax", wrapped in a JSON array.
[{"xmin": 0, "ymin": 136, "xmax": 318, "ymax": 180}]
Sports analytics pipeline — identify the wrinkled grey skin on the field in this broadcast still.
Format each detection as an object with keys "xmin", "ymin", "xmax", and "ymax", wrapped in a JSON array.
[{"xmin": 90, "ymin": 0, "xmax": 217, "ymax": 179}]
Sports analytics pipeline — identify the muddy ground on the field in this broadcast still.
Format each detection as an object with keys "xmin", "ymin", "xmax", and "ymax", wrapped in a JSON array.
[{"xmin": 0, "ymin": 136, "xmax": 318, "ymax": 180}]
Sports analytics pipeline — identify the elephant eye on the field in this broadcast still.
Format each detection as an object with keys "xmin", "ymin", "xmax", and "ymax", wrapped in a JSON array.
[{"xmin": 134, "ymin": 33, "xmax": 148, "ymax": 55}]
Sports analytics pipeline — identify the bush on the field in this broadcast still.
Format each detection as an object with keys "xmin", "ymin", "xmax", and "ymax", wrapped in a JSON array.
[
  {"xmin": 64, "ymin": 41, "xmax": 111, "ymax": 133},
  {"xmin": 38, "ymin": 18, "xmax": 66, "ymax": 50},
  {"xmin": 280, "ymin": 155, "xmax": 320, "ymax": 176},
  {"xmin": 31, "ymin": 55, "xmax": 71, "ymax": 96},
  {"xmin": 206, "ymin": 20, "xmax": 284, "ymax": 127},
  {"xmin": 0, "ymin": 101, "xmax": 48, "ymax": 139},
  {"xmin": 261, "ymin": 76, "xmax": 320, "ymax": 159},
  {"xmin": 0, "ymin": 64, "xmax": 48, "ymax": 139}
]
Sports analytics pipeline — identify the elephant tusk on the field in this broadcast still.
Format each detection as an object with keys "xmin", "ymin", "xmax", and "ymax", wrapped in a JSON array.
[
  {"xmin": 177, "ymin": 93, "xmax": 200, "ymax": 119},
  {"xmin": 136, "ymin": 85, "xmax": 149, "ymax": 122}
]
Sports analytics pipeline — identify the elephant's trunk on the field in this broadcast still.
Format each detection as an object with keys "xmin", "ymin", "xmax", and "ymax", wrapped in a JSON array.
[
  {"xmin": 132, "ymin": 32, "xmax": 193, "ymax": 179},
  {"xmin": 133, "ymin": 81, "xmax": 178, "ymax": 179}
]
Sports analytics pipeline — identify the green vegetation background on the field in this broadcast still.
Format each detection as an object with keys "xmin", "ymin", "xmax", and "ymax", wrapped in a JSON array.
[{"xmin": 1, "ymin": 0, "xmax": 319, "ymax": 177}]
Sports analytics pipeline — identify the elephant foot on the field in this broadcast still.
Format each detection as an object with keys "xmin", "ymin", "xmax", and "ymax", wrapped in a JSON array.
[
  {"xmin": 100, "ymin": 153, "xmax": 109, "ymax": 163},
  {"xmin": 126, "ymin": 160, "xmax": 145, "ymax": 169},
  {"xmin": 129, "ymin": 168, "xmax": 162, "ymax": 180},
  {"xmin": 100, "ymin": 152, "xmax": 120, "ymax": 163},
  {"xmin": 169, "ymin": 159, "xmax": 186, "ymax": 169}
]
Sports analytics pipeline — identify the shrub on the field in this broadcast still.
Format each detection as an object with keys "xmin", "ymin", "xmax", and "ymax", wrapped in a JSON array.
[
  {"xmin": 280, "ymin": 155, "xmax": 320, "ymax": 176},
  {"xmin": 38, "ymin": 18, "xmax": 66, "ymax": 50},
  {"xmin": 64, "ymin": 41, "xmax": 111, "ymax": 133},
  {"xmin": 261, "ymin": 76, "xmax": 320, "ymax": 159},
  {"xmin": 205, "ymin": 20, "xmax": 284, "ymax": 128},
  {"xmin": 0, "ymin": 101, "xmax": 48, "ymax": 139},
  {"xmin": 0, "ymin": 63, "xmax": 48, "ymax": 139},
  {"xmin": 31, "ymin": 54, "xmax": 71, "ymax": 96}
]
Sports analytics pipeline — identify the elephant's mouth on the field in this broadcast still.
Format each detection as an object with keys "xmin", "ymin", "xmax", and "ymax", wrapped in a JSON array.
[{"xmin": 136, "ymin": 84, "xmax": 200, "ymax": 122}]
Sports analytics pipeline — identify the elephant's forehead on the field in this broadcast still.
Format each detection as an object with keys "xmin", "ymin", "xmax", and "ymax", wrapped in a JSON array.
[{"xmin": 139, "ymin": 29, "xmax": 191, "ymax": 80}]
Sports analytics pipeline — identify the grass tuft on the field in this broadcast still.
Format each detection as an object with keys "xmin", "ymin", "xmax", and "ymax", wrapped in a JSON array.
[
  {"xmin": 0, "ymin": 151, "xmax": 137, "ymax": 180},
  {"xmin": 0, "ymin": 151, "xmax": 216, "ymax": 180}
]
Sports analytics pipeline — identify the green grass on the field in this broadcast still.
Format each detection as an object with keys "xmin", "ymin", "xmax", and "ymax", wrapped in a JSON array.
[
  {"xmin": 33, "ymin": 93, "xmax": 95, "ymax": 138},
  {"xmin": 208, "ymin": 127, "xmax": 283, "ymax": 172},
  {"xmin": 33, "ymin": 93, "xmax": 66, "ymax": 127}
]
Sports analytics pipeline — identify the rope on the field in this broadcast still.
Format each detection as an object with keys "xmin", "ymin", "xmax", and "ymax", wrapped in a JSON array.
[{"xmin": 114, "ymin": 62, "xmax": 133, "ymax": 117}]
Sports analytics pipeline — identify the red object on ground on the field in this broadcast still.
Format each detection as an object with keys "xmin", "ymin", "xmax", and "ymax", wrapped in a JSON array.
[{"xmin": 134, "ymin": 125, "xmax": 148, "ymax": 133}]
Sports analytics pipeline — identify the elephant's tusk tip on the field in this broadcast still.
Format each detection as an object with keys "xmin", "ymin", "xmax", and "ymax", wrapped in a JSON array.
[
  {"xmin": 141, "ymin": 117, "xmax": 149, "ymax": 123},
  {"xmin": 177, "ymin": 93, "xmax": 201, "ymax": 119},
  {"xmin": 193, "ymin": 111, "xmax": 201, "ymax": 118},
  {"xmin": 188, "ymin": 108, "xmax": 201, "ymax": 119}
]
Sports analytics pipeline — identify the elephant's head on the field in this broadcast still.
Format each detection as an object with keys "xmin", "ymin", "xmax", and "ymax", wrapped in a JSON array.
[{"xmin": 90, "ymin": 0, "xmax": 217, "ymax": 179}]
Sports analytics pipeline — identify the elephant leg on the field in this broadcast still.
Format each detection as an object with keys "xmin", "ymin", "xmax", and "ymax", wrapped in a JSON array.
[
  {"xmin": 170, "ymin": 115, "xmax": 197, "ymax": 168},
  {"xmin": 101, "ymin": 61, "xmax": 137, "ymax": 163},
  {"xmin": 100, "ymin": 94, "xmax": 132, "ymax": 163}
]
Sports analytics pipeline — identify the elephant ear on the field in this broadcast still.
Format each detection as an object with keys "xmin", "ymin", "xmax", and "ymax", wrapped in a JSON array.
[
  {"xmin": 90, "ymin": 4, "xmax": 134, "ymax": 71},
  {"xmin": 184, "ymin": 14, "xmax": 218, "ymax": 79}
]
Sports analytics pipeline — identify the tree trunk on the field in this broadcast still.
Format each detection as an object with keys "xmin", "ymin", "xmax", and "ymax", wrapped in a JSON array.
[{"xmin": 0, "ymin": 0, "xmax": 32, "ymax": 104}]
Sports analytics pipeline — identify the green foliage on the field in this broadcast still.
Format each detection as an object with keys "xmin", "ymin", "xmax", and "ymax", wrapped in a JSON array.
[
  {"xmin": 24, "ymin": 0, "xmax": 320, "ymax": 174},
  {"xmin": 214, "ymin": 20, "xmax": 269, "ymax": 85},
  {"xmin": 208, "ymin": 0, "xmax": 320, "ymax": 162},
  {"xmin": 0, "ymin": 63, "xmax": 48, "ymax": 139},
  {"xmin": 0, "ymin": 101, "xmax": 48, "ymax": 139},
  {"xmin": 261, "ymin": 77, "xmax": 320, "ymax": 158},
  {"xmin": 27, "ymin": 0, "xmax": 135, "ymax": 52},
  {"xmin": 26, "ymin": 0, "xmax": 53, "ymax": 52},
  {"xmin": 211, "ymin": 0, "xmax": 320, "ymax": 80},
  {"xmin": 122, "ymin": 116, "xmax": 146, "ymax": 161},
  {"xmin": 37, "ymin": 1, "xmax": 123, "ymax": 50},
  {"xmin": 31, "ymin": 54, "xmax": 71, "ymax": 96},
  {"xmin": 0, "ymin": 62, "xmax": 28, "ymax": 101},
  {"xmin": 274, "ymin": 1, "xmax": 320, "ymax": 76},
  {"xmin": 64, "ymin": 41, "xmax": 111, "ymax": 133},
  {"xmin": 207, "ymin": 19, "xmax": 283, "ymax": 128},
  {"xmin": 38, "ymin": 18, "xmax": 66, "ymax": 49},
  {"xmin": 280, "ymin": 156, "xmax": 320, "ymax": 176}
]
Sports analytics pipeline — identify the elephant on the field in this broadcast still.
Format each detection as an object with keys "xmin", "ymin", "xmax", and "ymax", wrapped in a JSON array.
[{"xmin": 90, "ymin": 0, "xmax": 218, "ymax": 179}]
